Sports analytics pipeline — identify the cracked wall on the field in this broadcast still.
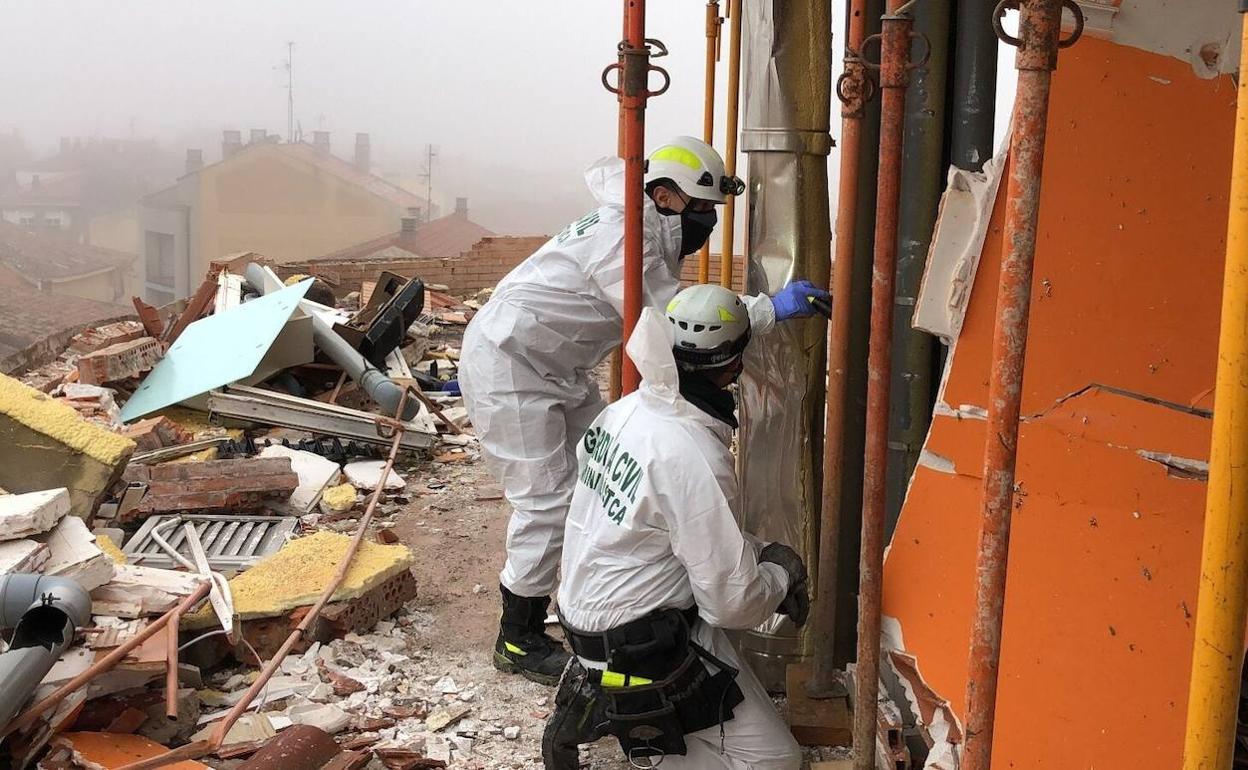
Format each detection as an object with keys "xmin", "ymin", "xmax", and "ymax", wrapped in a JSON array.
[{"xmin": 880, "ymin": 33, "xmax": 1235, "ymax": 768}]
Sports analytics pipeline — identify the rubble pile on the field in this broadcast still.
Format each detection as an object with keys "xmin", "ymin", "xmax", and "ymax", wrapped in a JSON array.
[{"xmin": 0, "ymin": 259, "xmax": 503, "ymax": 769}]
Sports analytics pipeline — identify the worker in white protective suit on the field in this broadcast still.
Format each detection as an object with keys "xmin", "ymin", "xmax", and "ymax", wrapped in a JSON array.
[
  {"xmin": 459, "ymin": 136, "xmax": 828, "ymax": 685},
  {"xmin": 542, "ymin": 284, "xmax": 809, "ymax": 770}
]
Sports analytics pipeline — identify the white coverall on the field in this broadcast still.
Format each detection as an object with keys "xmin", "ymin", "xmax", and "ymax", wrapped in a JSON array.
[
  {"xmin": 556, "ymin": 308, "xmax": 801, "ymax": 770},
  {"xmin": 459, "ymin": 157, "xmax": 776, "ymax": 598}
]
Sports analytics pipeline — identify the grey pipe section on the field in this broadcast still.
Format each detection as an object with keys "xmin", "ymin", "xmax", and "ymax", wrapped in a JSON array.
[
  {"xmin": 0, "ymin": 574, "xmax": 92, "ymax": 733},
  {"xmin": 734, "ymin": 0, "xmax": 833, "ymax": 691},
  {"xmin": 244, "ymin": 263, "xmax": 419, "ymax": 421}
]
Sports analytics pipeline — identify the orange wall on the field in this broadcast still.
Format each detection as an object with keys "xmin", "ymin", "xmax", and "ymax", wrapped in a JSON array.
[{"xmin": 881, "ymin": 37, "xmax": 1235, "ymax": 767}]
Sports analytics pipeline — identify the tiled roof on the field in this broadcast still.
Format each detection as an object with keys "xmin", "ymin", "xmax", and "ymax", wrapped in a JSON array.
[
  {"xmin": 0, "ymin": 285, "xmax": 131, "ymax": 361},
  {"xmin": 0, "ymin": 171, "xmax": 86, "ymax": 208},
  {"xmin": 305, "ymin": 213, "xmax": 495, "ymax": 263},
  {"xmin": 0, "ymin": 220, "xmax": 134, "ymax": 283}
]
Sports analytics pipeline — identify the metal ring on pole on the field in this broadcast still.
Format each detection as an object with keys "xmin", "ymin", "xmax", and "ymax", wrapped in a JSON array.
[
  {"xmin": 645, "ymin": 37, "xmax": 669, "ymax": 57},
  {"xmin": 991, "ymin": 0, "xmax": 1022, "ymax": 46},
  {"xmin": 906, "ymin": 31, "xmax": 933, "ymax": 70},
  {"xmin": 601, "ymin": 62, "xmax": 623, "ymax": 94},
  {"xmin": 1058, "ymin": 0, "xmax": 1085, "ymax": 48},
  {"xmin": 860, "ymin": 34, "xmax": 884, "ymax": 70},
  {"xmin": 646, "ymin": 64, "xmax": 672, "ymax": 97}
]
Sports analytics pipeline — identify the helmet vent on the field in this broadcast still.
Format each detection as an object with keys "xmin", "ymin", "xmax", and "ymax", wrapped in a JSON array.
[
  {"xmin": 709, "ymin": 325, "xmax": 721, "ymax": 331},
  {"xmin": 693, "ymin": 324, "xmax": 705, "ymax": 332},
  {"xmin": 678, "ymin": 321, "xmax": 689, "ymax": 330}
]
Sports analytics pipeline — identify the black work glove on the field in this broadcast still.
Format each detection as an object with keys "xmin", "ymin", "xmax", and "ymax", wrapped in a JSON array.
[{"xmin": 758, "ymin": 542, "xmax": 810, "ymax": 627}]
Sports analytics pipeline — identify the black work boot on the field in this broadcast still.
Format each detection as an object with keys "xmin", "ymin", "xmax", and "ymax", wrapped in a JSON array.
[{"xmin": 493, "ymin": 584, "xmax": 570, "ymax": 686}]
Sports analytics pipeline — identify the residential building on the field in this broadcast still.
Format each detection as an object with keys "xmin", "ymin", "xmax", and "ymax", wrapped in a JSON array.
[
  {"xmin": 137, "ymin": 131, "xmax": 428, "ymax": 304},
  {"xmin": 0, "ymin": 219, "xmax": 135, "ymax": 304},
  {"xmin": 0, "ymin": 137, "xmax": 173, "ymax": 244}
]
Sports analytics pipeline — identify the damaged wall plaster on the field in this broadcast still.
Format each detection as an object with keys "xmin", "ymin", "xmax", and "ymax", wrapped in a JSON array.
[
  {"xmin": 1111, "ymin": 0, "xmax": 1241, "ymax": 77},
  {"xmin": 914, "ymin": 150, "xmax": 1008, "ymax": 344}
]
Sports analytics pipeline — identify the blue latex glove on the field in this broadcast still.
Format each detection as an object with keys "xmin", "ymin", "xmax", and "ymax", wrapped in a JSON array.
[
  {"xmin": 771, "ymin": 280, "xmax": 831, "ymax": 321},
  {"xmin": 441, "ymin": 379, "xmax": 462, "ymax": 396}
]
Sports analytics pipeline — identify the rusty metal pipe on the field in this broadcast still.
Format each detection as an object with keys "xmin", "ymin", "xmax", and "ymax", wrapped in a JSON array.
[
  {"xmin": 698, "ymin": 0, "xmax": 721, "ymax": 284},
  {"xmin": 609, "ymin": 0, "xmax": 630, "ymax": 404},
  {"xmin": 720, "ymin": 0, "xmax": 743, "ymax": 289},
  {"xmin": 853, "ymin": 11, "xmax": 911, "ymax": 770},
  {"xmin": 113, "ymin": 394, "xmax": 413, "ymax": 770},
  {"xmin": 619, "ymin": 0, "xmax": 653, "ymax": 394},
  {"xmin": 4, "ymin": 580, "xmax": 211, "ymax": 738},
  {"xmin": 808, "ymin": 0, "xmax": 872, "ymax": 698},
  {"xmin": 165, "ymin": 609, "xmax": 181, "ymax": 721},
  {"xmin": 962, "ymin": 2, "xmax": 1066, "ymax": 767}
]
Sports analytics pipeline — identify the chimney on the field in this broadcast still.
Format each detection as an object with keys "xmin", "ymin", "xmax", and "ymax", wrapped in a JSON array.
[
  {"xmin": 249, "ymin": 128, "xmax": 267, "ymax": 145},
  {"xmin": 312, "ymin": 130, "xmax": 331, "ymax": 155},
  {"xmin": 185, "ymin": 149, "xmax": 203, "ymax": 175},
  {"xmin": 400, "ymin": 206, "xmax": 421, "ymax": 241},
  {"xmin": 222, "ymin": 130, "xmax": 242, "ymax": 159},
  {"xmin": 59, "ymin": 137, "xmax": 70, "ymax": 155},
  {"xmin": 454, "ymin": 197, "xmax": 469, "ymax": 217},
  {"xmin": 354, "ymin": 133, "xmax": 371, "ymax": 174}
]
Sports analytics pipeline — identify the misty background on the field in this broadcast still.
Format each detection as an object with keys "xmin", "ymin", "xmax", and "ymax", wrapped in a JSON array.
[{"xmin": 0, "ymin": 1, "xmax": 1016, "ymax": 239}]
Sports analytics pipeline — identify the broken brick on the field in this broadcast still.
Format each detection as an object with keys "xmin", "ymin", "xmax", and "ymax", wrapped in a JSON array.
[
  {"xmin": 120, "ymin": 457, "xmax": 299, "ymax": 521},
  {"xmin": 237, "ymin": 725, "xmax": 340, "ymax": 770},
  {"xmin": 77, "ymin": 337, "xmax": 163, "ymax": 386},
  {"xmin": 67, "ymin": 321, "xmax": 145, "ymax": 356},
  {"xmin": 121, "ymin": 416, "xmax": 193, "ymax": 452}
]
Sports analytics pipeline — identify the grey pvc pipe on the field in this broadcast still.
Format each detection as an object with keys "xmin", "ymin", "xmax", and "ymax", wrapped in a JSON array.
[
  {"xmin": 244, "ymin": 263, "xmax": 419, "ymax": 421},
  {"xmin": 0, "ymin": 574, "xmax": 91, "ymax": 733}
]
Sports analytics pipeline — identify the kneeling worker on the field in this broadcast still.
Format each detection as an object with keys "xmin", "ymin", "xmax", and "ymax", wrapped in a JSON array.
[{"xmin": 543, "ymin": 284, "xmax": 810, "ymax": 769}]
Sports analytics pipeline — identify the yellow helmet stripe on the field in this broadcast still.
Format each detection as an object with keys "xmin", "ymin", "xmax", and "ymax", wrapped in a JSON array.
[
  {"xmin": 650, "ymin": 146, "xmax": 703, "ymax": 172},
  {"xmin": 718, "ymin": 307, "xmax": 738, "ymax": 322}
]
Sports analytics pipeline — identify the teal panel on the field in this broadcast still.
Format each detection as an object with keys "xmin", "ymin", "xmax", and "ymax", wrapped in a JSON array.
[{"xmin": 120, "ymin": 280, "xmax": 312, "ymax": 422}]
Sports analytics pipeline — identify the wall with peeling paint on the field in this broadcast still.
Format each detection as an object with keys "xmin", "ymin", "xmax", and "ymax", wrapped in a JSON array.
[{"xmin": 881, "ymin": 33, "xmax": 1235, "ymax": 767}]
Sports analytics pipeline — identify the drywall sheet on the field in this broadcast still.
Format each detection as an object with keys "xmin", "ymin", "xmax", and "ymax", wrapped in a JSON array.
[
  {"xmin": 881, "ymin": 35, "xmax": 1234, "ymax": 768},
  {"xmin": 120, "ymin": 280, "xmax": 313, "ymax": 422}
]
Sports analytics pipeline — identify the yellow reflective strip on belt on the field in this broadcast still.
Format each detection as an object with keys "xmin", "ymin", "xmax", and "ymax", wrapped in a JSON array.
[{"xmin": 600, "ymin": 670, "xmax": 653, "ymax": 688}]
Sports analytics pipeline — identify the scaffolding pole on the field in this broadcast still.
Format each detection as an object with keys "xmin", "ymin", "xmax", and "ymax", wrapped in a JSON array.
[
  {"xmin": 1181, "ymin": 8, "xmax": 1248, "ymax": 769},
  {"xmin": 853, "ymin": 8, "xmax": 913, "ymax": 769},
  {"xmin": 962, "ymin": 1, "xmax": 1078, "ymax": 767}
]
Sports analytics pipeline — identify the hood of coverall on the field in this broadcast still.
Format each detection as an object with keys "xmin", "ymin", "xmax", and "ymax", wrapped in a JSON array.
[
  {"xmin": 583, "ymin": 157, "xmax": 683, "ymax": 264},
  {"xmin": 625, "ymin": 307, "xmax": 682, "ymax": 402}
]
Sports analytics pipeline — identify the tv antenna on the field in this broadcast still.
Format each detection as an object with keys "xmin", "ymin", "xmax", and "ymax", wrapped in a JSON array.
[{"xmin": 420, "ymin": 144, "xmax": 437, "ymax": 222}]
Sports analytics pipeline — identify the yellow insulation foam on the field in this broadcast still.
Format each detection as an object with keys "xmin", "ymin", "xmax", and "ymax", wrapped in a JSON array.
[
  {"xmin": 0, "ymin": 374, "xmax": 134, "ymax": 465},
  {"xmin": 185, "ymin": 530, "xmax": 413, "ymax": 627},
  {"xmin": 97, "ymin": 534, "xmax": 127, "ymax": 564},
  {"xmin": 320, "ymin": 483, "xmax": 357, "ymax": 513}
]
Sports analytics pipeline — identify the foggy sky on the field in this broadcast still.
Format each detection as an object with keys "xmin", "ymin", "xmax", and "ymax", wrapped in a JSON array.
[{"xmin": 0, "ymin": 2, "xmax": 1014, "ymax": 237}]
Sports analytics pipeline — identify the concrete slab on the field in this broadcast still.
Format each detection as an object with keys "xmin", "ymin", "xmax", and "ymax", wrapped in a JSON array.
[{"xmin": 0, "ymin": 487, "xmax": 70, "ymax": 541}]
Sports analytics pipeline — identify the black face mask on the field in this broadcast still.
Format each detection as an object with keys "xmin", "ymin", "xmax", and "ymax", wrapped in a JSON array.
[
  {"xmin": 677, "ymin": 208, "xmax": 717, "ymax": 257},
  {"xmin": 653, "ymin": 187, "xmax": 718, "ymax": 257},
  {"xmin": 678, "ymin": 369, "xmax": 738, "ymax": 429}
]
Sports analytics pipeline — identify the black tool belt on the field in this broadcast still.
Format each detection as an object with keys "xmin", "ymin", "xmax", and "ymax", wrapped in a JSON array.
[{"xmin": 559, "ymin": 606, "xmax": 745, "ymax": 766}]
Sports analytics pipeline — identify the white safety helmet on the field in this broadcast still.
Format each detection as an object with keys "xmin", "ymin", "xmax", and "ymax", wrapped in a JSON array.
[
  {"xmin": 645, "ymin": 136, "xmax": 745, "ymax": 204},
  {"xmin": 665, "ymin": 283, "xmax": 751, "ymax": 371}
]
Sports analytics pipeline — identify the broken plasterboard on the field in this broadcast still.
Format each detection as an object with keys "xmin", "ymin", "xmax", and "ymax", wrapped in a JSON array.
[
  {"xmin": 259, "ymin": 445, "xmax": 341, "ymax": 514},
  {"xmin": 0, "ymin": 487, "xmax": 70, "ymax": 541},
  {"xmin": 120, "ymin": 279, "xmax": 315, "ymax": 422},
  {"xmin": 0, "ymin": 539, "xmax": 49, "ymax": 573},
  {"xmin": 91, "ymin": 564, "xmax": 206, "ymax": 618},
  {"xmin": 35, "ymin": 514, "xmax": 115, "ymax": 591},
  {"xmin": 912, "ymin": 149, "xmax": 1008, "ymax": 344}
]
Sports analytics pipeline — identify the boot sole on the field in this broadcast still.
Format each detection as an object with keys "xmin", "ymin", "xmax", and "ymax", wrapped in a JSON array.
[{"xmin": 492, "ymin": 651, "xmax": 562, "ymax": 687}]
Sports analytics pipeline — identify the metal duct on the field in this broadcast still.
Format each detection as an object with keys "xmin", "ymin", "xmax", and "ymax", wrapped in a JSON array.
[
  {"xmin": 0, "ymin": 574, "xmax": 92, "ymax": 735},
  {"xmin": 244, "ymin": 263, "xmax": 419, "ymax": 421},
  {"xmin": 735, "ymin": 0, "xmax": 833, "ymax": 689}
]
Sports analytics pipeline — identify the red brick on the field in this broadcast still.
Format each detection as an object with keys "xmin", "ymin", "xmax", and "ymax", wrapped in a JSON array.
[{"xmin": 77, "ymin": 337, "xmax": 163, "ymax": 385}]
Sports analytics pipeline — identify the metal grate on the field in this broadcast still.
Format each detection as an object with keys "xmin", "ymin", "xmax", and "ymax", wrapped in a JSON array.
[{"xmin": 123, "ymin": 513, "xmax": 299, "ymax": 570}]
